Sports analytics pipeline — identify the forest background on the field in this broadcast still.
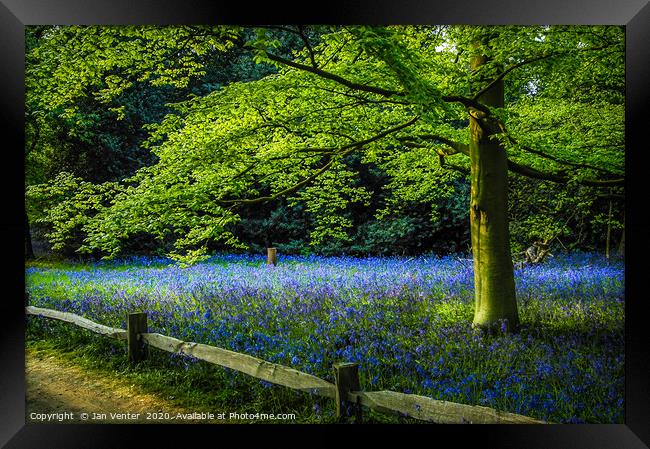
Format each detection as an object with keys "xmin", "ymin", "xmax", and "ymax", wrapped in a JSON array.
[{"xmin": 23, "ymin": 25, "xmax": 625, "ymax": 263}]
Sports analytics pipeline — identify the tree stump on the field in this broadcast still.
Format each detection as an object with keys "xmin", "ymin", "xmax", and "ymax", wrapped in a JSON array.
[{"xmin": 267, "ymin": 247, "xmax": 277, "ymax": 266}]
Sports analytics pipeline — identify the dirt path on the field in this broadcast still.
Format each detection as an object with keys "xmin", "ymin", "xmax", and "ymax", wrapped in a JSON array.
[{"xmin": 26, "ymin": 349, "xmax": 221, "ymax": 424}]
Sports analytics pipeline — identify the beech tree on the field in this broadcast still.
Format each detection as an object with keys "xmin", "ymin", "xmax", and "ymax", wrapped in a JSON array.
[{"xmin": 26, "ymin": 25, "xmax": 624, "ymax": 331}]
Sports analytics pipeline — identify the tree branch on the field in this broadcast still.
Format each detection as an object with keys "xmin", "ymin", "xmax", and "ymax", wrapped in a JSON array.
[
  {"xmin": 240, "ymin": 32, "xmax": 493, "ymax": 115},
  {"xmin": 261, "ymin": 50, "xmax": 401, "ymax": 98},
  {"xmin": 472, "ymin": 53, "xmax": 557, "ymax": 101},
  {"xmin": 472, "ymin": 44, "xmax": 620, "ymax": 101},
  {"xmin": 399, "ymin": 133, "xmax": 623, "ymax": 187},
  {"xmin": 498, "ymin": 130, "xmax": 623, "ymax": 177},
  {"xmin": 397, "ymin": 135, "xmax": 470, "ymax": 174},
  {"xmin": 597, "ymin": 193, "xmax": 625, "ymax": 201},
  {"xmin": 293, "ymin": 116, "xmax": 419, "ymax": 154},
  {"xmin": 310, "ymin": 85, "xmax": 409, "ymax": 105},
  {"xmin": 441, "ymin": 96, "xmax": 492, "ymax": 115},
  {"xmin": 297, "ymin": 26, "xmax": 318, "ymax": 68},
  {"xmin": 399, "ymin": 134, "xmax": 469, "ymax": 156},
  {"xmin": 507, "ymin": 160, "xmax": 624, "ymax": 187},
  {"xmin": 228, "ymin": 30, "xmax": 622, "ymax": 190},
  {"xmin": 218, "ymin": 117, "xmax": 419, "ymax": 205},
  {"xmin": 218, "ymin": 156, "xmax": 335, "ymax": 205}
]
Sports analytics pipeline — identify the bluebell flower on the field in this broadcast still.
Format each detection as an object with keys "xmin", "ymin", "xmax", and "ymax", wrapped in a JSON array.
[{"xmin": 25, "ymin": 252, "xmax": 624, "ymax": 423}]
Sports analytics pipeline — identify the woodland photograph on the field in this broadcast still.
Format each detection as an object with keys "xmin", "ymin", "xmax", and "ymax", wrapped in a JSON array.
[{"xmin": 24, "ymin": 25, "xmax": 624, "ymax": 424}]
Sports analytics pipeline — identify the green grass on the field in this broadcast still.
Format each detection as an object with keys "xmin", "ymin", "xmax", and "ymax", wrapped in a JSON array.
[{"xmin": 26, "ymin": 321, "xmax": 419, "ymax": 424}]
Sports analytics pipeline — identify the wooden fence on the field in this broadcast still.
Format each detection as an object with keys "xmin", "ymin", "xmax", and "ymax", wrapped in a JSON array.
[{"xmin": 26, "ymin": 305, "xmax": 546, "ymax": 424}]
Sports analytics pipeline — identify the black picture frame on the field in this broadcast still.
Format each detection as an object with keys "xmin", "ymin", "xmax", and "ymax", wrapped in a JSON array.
[{"xmin": 2, "ymin": 1, "xmax": 648, "ymax": 447}]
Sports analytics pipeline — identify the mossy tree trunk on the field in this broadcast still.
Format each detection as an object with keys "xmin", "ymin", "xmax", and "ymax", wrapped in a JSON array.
[{"xmin": 468, "ymin": 47, "xmax": 520, "ymax": 332}]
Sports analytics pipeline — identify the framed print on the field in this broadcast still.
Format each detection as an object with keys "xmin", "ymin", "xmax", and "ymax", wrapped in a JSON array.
[{"xmin": 2, "ymin": 0, "xmax": 649, "ymax": 447}]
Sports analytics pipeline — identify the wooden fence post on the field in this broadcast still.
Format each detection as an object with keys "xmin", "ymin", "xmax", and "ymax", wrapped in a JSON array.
[
  {"xmin": 267, "ymin": 247, "xmax": 277, "ymax": 266},
  {"xmin": 128, "ymin": 312, "xmax": 148, "ymax": 363},
  {"xmin": 333, "ymin": 362, "xmax": 362, "ymax": 423}
]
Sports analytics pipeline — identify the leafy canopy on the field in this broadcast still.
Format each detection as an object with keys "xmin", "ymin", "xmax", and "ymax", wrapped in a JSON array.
[{"xmin": 25, "ymin": 25, "xmax": 624, "ymax": 263}]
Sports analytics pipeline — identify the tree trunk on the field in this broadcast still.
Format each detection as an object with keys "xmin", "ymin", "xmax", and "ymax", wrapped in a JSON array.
[
  {"xmin": 25, "ymin": 212, "xmax": 35, "ymax": 260},
  {"xmin": 617, "ymin": 210, "xmax": 625, "ymax": 257},
  {"xmin": 605, "ymin": 194, "xmax": 613, "ymax": 261},
  {"xmin": 468, "ymin": 47, "xmax": 519, "ymax": 332}
]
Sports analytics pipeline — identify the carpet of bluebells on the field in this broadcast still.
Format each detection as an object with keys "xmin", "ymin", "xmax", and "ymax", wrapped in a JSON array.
[{"xmin": 25, "ymin": 252, "xmax": 624, "ymax": 423}]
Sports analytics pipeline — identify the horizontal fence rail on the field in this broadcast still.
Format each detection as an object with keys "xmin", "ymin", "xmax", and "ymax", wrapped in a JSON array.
[
  {"xmin": 141, "ymin": 332, "xmax": 336, "ymax": 398},
  {"xmin": 26, "ymin": 306, "xmax": 546, "ymax": 424},
  {"xmin": 348, "ymin": 390, "xmax": 542, "ymax": 424},
  {"xmin": 26, "ymin": 306, "xmax": 128, "ymax": 340}
]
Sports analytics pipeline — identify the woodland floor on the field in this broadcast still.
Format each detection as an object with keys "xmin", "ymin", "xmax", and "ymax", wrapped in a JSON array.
[{"xmin": 25, "ymin": 348, "xmax": 222, "ymax": 424}]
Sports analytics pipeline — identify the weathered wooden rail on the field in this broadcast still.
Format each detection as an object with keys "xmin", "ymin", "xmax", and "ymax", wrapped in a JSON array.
[
  {"xmin": 26, "ymin": 306, "xmax": 128, "ymax": 340},
  {"xmin": 26, "ymin": 305, "xmax": 546, "ymax": 424},
  {"xmin": 141, "ymin": 331, "xmax": 336, "ymax": 398}
]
